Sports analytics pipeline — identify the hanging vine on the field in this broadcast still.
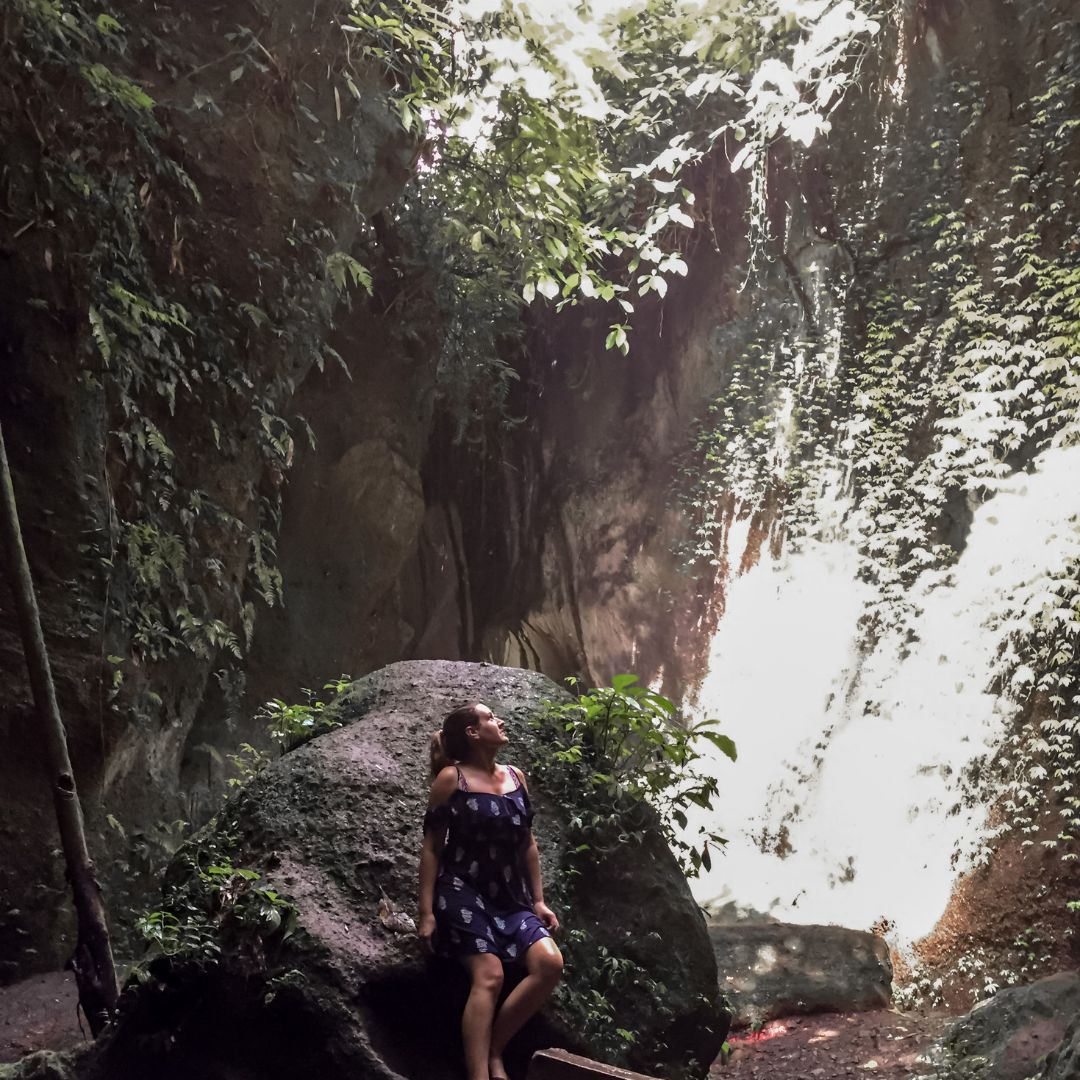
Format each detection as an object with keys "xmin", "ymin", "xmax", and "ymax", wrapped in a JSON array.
[{"xmin": 678, "ymin": 4, "xmax": 1080, "ymax": 986}]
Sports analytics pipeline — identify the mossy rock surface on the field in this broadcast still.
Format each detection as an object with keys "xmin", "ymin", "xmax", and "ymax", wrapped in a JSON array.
[{"xmin": 923, "ymin": 971, "xmax": 1080, "ymax": 1080}]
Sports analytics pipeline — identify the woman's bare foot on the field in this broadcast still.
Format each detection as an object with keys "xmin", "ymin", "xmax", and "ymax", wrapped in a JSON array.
[{"xmin": 488, "ymin": 1052, "xmax": 509, "ymax": 1080}]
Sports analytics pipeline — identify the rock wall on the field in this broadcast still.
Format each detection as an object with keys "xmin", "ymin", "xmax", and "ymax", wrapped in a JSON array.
[
  {"xmin": 0, "ymin": 0, "xmax": 415, "ymax": 976},
  {"xmin": 245, "ymin": 174, "xmax": 750, "ymax": 709},
  {"xmin": 665, "ymin": 0, "xmax": 1080, "ymax": 991},
  {"xmin": 416, "ymin": 0, "xmax": 1079, "ymax": 992}
]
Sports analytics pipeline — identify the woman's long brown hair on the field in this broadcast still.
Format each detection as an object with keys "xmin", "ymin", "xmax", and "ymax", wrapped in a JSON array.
[{"xmin": 429, "ymin": 702, "xmax": 484, "ymax": 778}]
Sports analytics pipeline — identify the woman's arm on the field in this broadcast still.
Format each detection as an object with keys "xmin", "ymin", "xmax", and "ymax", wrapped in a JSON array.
[
  {"xmin": 418, "ymin": 767, "xmax": 457, "ymax": 951},
  {"xmin": 515, "ymin": 768, "xmax": 559, "ymax": 933}
]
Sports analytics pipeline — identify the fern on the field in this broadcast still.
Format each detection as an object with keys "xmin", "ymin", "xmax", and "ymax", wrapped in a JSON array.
[
  {"xmin": 88, "ymin": 305, "xmax": 111, "ymax": 362},
  {"xmin": 326, "ymin": 251, "xmax": 373, "ymax": 295}
]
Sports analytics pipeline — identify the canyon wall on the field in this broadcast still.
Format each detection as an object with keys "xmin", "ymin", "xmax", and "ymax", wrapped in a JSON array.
[
  {"xmin": 1, "ymin": 0, "xmax": 1077, "ymax": 1001},
  {"xmin": 0, "ymin": 0, "xmax": 416, "ymax": 975}
]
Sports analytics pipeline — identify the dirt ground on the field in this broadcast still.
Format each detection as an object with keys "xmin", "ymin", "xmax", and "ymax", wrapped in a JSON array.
[
  {"xmin": 0, "ymin": 971, "xmax": 85, "ymax": 1065},
  {"xmin": 712, "ymin": 1009, "xmax": 954, "ymax": 1080},
  {"xmin": 1, "ymin": 969, "xmax": 953, "ymax": 1080}
]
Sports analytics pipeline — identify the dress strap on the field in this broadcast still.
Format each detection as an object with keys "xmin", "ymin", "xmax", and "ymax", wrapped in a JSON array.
[
  {"xmin": 507, "ymin": 765, "xmax": 524, "ymax": 790},
  {"xmin": 454, "ymin": 765, "xmax": 469, "ymax": 791}
]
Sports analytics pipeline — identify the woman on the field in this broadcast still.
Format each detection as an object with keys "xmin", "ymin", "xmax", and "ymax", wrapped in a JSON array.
[{"xmin": 418, "ymin": 702, "xmax": 563, "ymax": 1080}]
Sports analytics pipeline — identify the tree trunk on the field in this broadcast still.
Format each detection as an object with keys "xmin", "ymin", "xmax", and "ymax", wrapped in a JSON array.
[{"xmin": 0, "ymin": 420, "xmax": 118, "ymax": 1034}]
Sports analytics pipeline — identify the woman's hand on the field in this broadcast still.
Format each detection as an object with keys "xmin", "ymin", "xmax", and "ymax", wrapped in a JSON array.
[
  {"xmin": 418, "ymin": 911, "xmax": 437, "ymax": 953},
  {"xmin": 534, "ymin": 902, "xmax": 559, "ymax": 933}
]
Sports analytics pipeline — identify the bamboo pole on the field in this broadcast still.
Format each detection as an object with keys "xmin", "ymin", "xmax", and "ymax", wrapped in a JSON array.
[{"xmin": 0, "ymin": 419, "xmax": 118, "ymax": 1035}]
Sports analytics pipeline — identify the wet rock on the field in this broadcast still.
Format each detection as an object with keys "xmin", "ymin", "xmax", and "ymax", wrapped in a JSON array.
[
  {"xmin": 925, "ymin": 971, "xmax": 1080, "ymax": 1080},
  {"xmin": 708, "ymin": 921, "xmax": 892, "ymax": 1027}
]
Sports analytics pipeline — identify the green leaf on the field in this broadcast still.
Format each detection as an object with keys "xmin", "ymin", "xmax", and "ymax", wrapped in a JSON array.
[
  {"xmin": 644, "ymin": 690, "xmax": 676, "ymax": 714},
  {"xmin": 537, "ymin": 276, "xmax": 560, "ymax": 300},
  {"xmin": 80, "ymin": 64, "xmax": 155, "ymax": 111},
  {"xmin": 326, "ymin": 252, "xmax": 373, "ymax": 295},
  {"xmin": 701, "ymin": 732, "xmax": 737, "ymax": 761}
]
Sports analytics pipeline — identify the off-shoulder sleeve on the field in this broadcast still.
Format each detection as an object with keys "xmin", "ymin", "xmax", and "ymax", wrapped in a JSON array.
[
  {"xmin": 422, "ymin": 801, "xmax": 452, "ymax": 835},
  {"xmin": 520, "ymin": 786, "xmax": 536, "ymax": 829}
]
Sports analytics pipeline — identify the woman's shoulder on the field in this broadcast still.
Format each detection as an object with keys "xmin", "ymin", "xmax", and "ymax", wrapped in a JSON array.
[
  {"xmin": 428, "ymin": 765, "xmax": 461, "ymax": 806},
  {"xmin": 505, "ymin": 764, "xmax": 528, "ymax": 791}
]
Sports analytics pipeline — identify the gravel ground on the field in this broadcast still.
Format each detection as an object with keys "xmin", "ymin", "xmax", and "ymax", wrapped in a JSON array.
[{"xmin": 712, "ymin": 1010, "xmax": 954, "ymax": 1080}]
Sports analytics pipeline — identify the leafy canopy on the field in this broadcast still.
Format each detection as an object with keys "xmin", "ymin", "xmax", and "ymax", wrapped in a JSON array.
[{"xmin": 352, "ymin": 0, "xmax": 879, "ymax": 352}]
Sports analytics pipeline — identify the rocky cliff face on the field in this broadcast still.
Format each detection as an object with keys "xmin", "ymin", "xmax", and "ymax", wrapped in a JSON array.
[
  {"xmin": 0, "ymin": 0, "xmax": 416, "ymax": 976},
  {"xmin": 399, "ymin": 0, "xmax": 1079, "ymax": 992},
  {"xmin": 659, "ymin": 0, "xmax": 1080, "ymax": 991},
  {"xmin": 1, "ymin": 0, "xmax": 1076, "ymax": 1006}
]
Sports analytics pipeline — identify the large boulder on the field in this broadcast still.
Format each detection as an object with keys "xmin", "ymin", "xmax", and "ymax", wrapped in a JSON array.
[
  {"xmin": 708, "ymin": 920, "xmax": 892, "ymax": 1028},
  {"xmin": 1041, "ymin": 1011, "xmax": 1080, "ymax": 1080},
  {"xmin": 90, "ymin": 660, "xmax": 727, "ymax": 1080},
  {"xmin": 923, "ymin": 971, "xmax": 1080, "ymax": 1080}
]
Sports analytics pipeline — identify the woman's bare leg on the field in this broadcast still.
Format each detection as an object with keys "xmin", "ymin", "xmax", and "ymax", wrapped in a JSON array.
[
  {"xmin": 489, "ymin": 939, "xmax": 563, "ymax": 1078},
  {"xmin": 462, "ymin": 953, "xmax": 505, "ymax": 1080}
]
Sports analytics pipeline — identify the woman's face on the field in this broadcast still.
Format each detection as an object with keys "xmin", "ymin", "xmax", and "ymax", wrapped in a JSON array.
[{"xmin": 470, "ymin": 704, "xmax": 509, "ymax": 748}]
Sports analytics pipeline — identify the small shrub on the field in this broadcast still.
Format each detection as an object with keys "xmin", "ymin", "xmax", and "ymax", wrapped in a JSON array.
[
  {"xmin": 533, "ymin": 675, "xmax": 736, "ymax": 1073},
  {"xmin": 135, "ymin": 849, "xmax": 297, "ymax": 972},
  {"xmin": 258, "ymin": 675, "xmax": 351, "ymax": 754},
  {"xmin": 537, "ymin": 674, "xmax": 735, "ymax": 877}
]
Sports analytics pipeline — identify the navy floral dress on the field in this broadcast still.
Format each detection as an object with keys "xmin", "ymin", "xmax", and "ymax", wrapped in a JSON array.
[{"xmin": 423, "ymin": 766, "xmax": 550, "ymax": 962}]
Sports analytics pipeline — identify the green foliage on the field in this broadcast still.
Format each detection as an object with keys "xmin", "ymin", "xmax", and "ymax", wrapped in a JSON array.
[
  {"xmin": 550, "ymin": 928, "xmax": 651, "ymax": 1062},
  {"xmin": 79, "ymin": 60, "xmax": 154, "ymax": 110},
  {"xmin": 127, "ymin": 677, "xmax": 348, "ymax": 971},
  {"xmin": 351, "ymin": 0, "xmax": 877, "ymax": 434},
  {"xmin": 678, "ymin": 23, "xmax": 1080, "ymax": 920},
  {"xmin": 225, "ymin": 742, "xmax": 271, "ymax": 789},
  {"xmin": 546, "ymin": 921, "xmax": 716, "ymax": 1077},
  {"xmin": 257, "ymin": 675, "xmax": 352, "ymax": 754},
  {"xmin": 211, "ymin": 675, "xmax": 352, "ymax": 789},
  {"xmin": 135, "ymin": 845, "xmax": 297, "ymax": 968},
  {"xmin": 677, "ymin": 329, "xmax": 823, "ymax": 567},
  {"xmin": 1, "ymin": 0, "xmax": 380, "ymax": 728},
  {"xmin": 898, "ymin": 924, "xmax": 1061, "ymax": 1009},
  {"xmin": 326, "ymin": 251, "xmax": 374, "ymax": 296},
  {"xmin": 538, "ymin": 675, "xmax": 735, "ymax": 877},
  {"xmin": 530, "ymin": 676, "xmax": 734, "ymax": 1073}
]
